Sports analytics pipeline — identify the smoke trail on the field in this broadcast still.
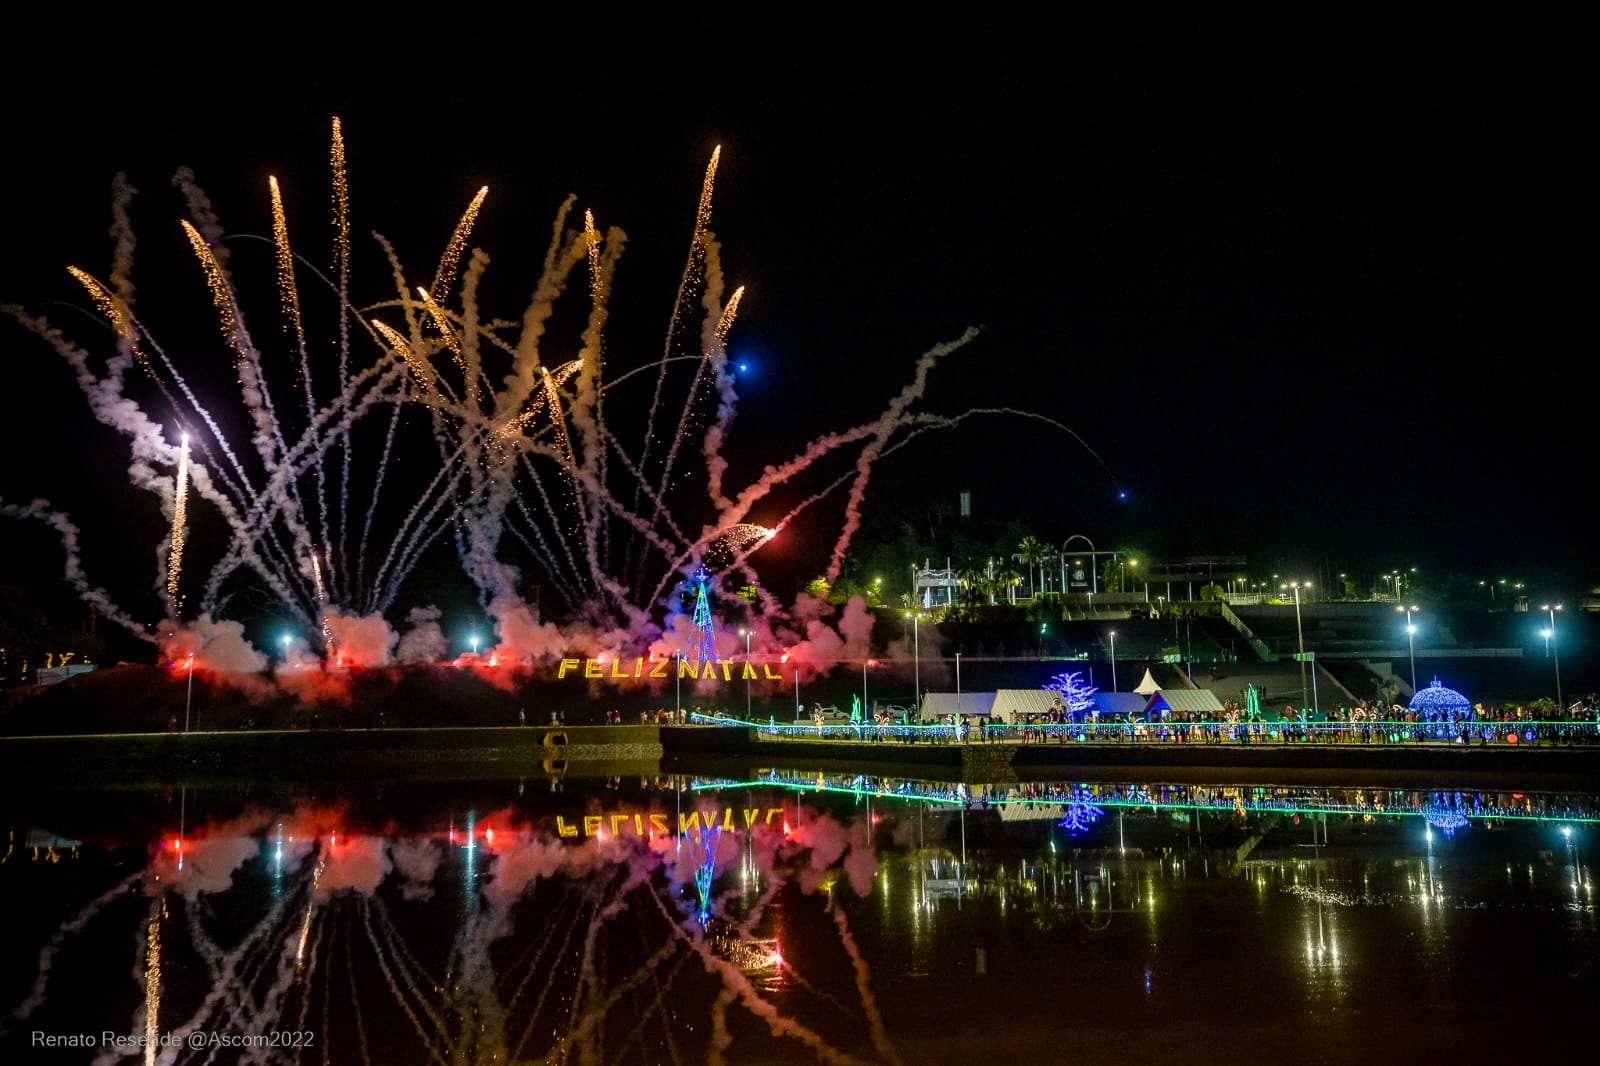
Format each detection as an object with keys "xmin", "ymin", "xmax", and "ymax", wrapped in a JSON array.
[
  {"xmin": 825, "ymin": 328, "xmax": 979, "ymax": 582},
  {"xmin": 0, "ymin": 498, "xmax": 149, "ymax": 637}
]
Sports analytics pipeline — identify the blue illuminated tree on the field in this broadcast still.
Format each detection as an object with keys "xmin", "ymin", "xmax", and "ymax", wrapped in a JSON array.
[
  {"xmin": 691, "ymin": 565, "xmax": 717, "ymax": 670},
  {"xmin": 1044, "ymin": 671, "xmax": 1098, "ymax": 715},
  {"xmin": 1057, "ymin": 784, "xmax": 1104, "ymax": 834},
  {"xmin": 693, "ymin": 825, "xmax": 721, "ymax": 924}
]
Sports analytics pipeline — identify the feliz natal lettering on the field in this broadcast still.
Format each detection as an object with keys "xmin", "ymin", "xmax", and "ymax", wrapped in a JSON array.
[
  {"xmin": 555, "ymin": 806, "xmax": 786, "ymax": 838},
  {"xmin": 553, "ymin": 657, "xmax": 786, "ymax": 683}
]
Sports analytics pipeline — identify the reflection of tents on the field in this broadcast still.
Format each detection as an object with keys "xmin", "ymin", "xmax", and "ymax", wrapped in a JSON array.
[{"xmin": 1133, "ymin": 669, "xmax": 1161, "ymax": 696}]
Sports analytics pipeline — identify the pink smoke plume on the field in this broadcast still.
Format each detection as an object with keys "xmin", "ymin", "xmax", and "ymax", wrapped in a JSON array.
[{"xmin": 322, "ymin": 610, "xmax": 398, "ymax": 667}]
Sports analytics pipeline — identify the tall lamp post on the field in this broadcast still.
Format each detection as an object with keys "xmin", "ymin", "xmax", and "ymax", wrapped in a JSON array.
[
  {"xmin": 955, "ymin": 651, "xmax": 962, "ymax": 714},
  {"xmin": 1109, "ymin": 630, "xmax": 1118, "ymax": 693},
  {"xmin": 1542, "ymin": 604, "xmax": 1564, "ymax": 712},
  {"xmin": 184, "ymin": 651, "xmax": 195, "ymax": 732},
  {"xmin": 740, "ymin": 629, "xmax": 752, "ymax": 716},
  {"xmin": 1283, "ymin": 582, "xmax": 1311, "ymax": 711},
  {"xmin": 862, "ymin": 659, "xmax": 875, "ymax": 717},
  {"xmin": 1397, "ymin": 604, "xmax": 1419, "ymax": 694},
  {"xmin": 909, "ymin": 611, "xmax": 922, "ymax": 711}
]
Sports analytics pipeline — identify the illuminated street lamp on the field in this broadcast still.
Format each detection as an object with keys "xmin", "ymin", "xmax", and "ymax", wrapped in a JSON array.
[
  {"xmin": 1541, "ymin": 604, "xmax": 1564, "ymax": 712},
  {"xmin": 1109, "ymin": 630, "xmax": 1118, "ymax": 693},
  {"xmin": 740, "ymin": 628, "xmax": 752, "ymax": 715},
  {"xmin": 908, "ymin": 611, "xmax": 921, "ymax": 710},
  {"xmin": 1397, "ymin": 604, "xmax": 1419, "ymax": 694},
  {"xmin": 184, "ymin": 651, "xmax": 195, "ymax": 732},
  {"xmin": 280, "ymin": 633, "xmax": 292, "ymax": 663},
  {"xmin": 862, "ymin": 658, "xmax": 876, "ymax": 717},
  {"xmin": 1282, "ymin": 582, "xmax": 1313, "ymax": 710}
]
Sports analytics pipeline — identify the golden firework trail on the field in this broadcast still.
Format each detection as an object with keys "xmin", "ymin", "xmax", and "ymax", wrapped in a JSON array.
[
  {"xmin": 430, "ymin": 186, "xmax": 488, "ymax": 306},
  {"xmin": 715, "ymin": 285, "xmax": 745, "ymax": 341},
  {"xmin": 166, "ymin": 434, "xmax": 190, "ymax": 618}
]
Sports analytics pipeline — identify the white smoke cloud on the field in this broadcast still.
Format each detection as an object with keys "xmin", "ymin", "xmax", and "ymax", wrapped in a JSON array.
[{"xmin": 396, "ymin": 605, "xmax": 448, "ymax": 664}]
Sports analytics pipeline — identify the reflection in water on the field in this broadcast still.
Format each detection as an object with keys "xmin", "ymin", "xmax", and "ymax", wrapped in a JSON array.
[{"xmin": 1, "ymin": 770, "xmax": 1596, "ymax": 1063}]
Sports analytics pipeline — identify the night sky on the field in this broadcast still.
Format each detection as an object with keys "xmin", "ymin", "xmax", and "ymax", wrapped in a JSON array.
[{"xmin": 2, "ymin": 13, "xmax": 1592, "ymax": 633}]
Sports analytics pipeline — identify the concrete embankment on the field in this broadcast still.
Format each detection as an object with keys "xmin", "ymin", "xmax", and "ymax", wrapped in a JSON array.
[
  {"xmin": 4, "ymin": 724, "xmax": 1598, "ymax": 787},
  {"xmin": 0, "ymin": 726, "xmax": 662, "ymax": 786},
  {"xmin": 661, "ymin": 727, "xmax": 1600, "ymax": 786}
]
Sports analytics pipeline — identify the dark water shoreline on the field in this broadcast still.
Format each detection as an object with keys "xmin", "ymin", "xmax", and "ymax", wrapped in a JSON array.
[{"xmin": 2, "ymin": 723, "xmax": 1598, "ymax": 794}]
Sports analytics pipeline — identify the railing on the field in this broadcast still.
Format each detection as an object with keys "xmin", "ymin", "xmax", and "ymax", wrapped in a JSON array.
[{"xmin": 691, "ymin": 712, "xmax": 1600, "ymax": 747}]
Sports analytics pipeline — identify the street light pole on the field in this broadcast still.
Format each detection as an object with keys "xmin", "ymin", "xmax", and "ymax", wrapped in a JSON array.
[
  {"xmin": 741, "ymin": 629, "xmax": 752, "ymax": 716},
  {"xmin": 1398, "ymin": 604, "xmax": 1419, "ymax": 694},
  {"xmin": 910, "ymin": 612, "xmax": 921, "ymax": 711},
  {"xmin": 184, "ymin": 652, "xmax": 195, "ymax": 731},
  {"xmin": 1284, "ymin": 582, "xmax": 1309, "ymax": 711},
  {"xmin": 955, "ymin": 651, "xmax": 961, "ymax": 715},
  {"xmin": 1543, "ymin": 604, "xmax": 1564, "ymax": 712},
  {"xmin": 862, "ymin": 659, "xmax": 873, "ymax": 717},
  {"xmin": 1109, "ymin": 630, "xmax": 1117, "ymax": 693}
]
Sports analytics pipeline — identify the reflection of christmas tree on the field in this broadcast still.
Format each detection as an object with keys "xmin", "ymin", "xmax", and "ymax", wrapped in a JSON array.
[
  {"xmin": 1044, "ymin": 671, "xmax": 1098, "ymax": 714},
  {"xmin": 694, "ymin": 825, "xmax": 721, "ymax": 924},
  {"xmin": 1057, "ymin": 784, "xmax": 1104, "ymax": 833},
  {"xmin": 692, "ymin": 566, "xmax": 717, "ymax": 670}
]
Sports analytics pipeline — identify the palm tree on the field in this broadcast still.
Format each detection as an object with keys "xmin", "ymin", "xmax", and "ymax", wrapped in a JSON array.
[
  {"xmin": 955, "ymin": 561, "xmax": 987, "ymax": 610},
  {"xmin": 1016, "ymin": 536, "xmax": 1047, "ymax": 599},
  {"xmin": 993, "ymin": 563, "xmax": 1023, "ymax": 605}
]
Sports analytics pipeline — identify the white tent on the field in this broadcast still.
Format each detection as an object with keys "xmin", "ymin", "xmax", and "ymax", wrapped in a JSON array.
[
  {"xmin": 1133, "ymin": 668, "xmax": 1162, "ymax": 696},
  {"xmin": 1149, "ymin": 688, "xmax": 1225, "ymax": 714},
  {"xmin": 920, "ymin": 692, "xmax": 996, "ymax": 721},
  {"xmin": 991, "ymin": 688, "xmax": 1068, "ymax": 723}
]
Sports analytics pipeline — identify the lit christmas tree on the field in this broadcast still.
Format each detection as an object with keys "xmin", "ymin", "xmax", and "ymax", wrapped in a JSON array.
[
  {"xmin": 1044, "ymin": 671, "xmax": 1098, "ymax": 715},
  {"xmin": 692, "ymin": 565, "xmax": 718, "ymax": 670}
]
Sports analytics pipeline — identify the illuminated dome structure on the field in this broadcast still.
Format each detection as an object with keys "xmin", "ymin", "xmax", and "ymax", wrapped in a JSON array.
[{"xmin": 1408, "ymin": 678, "xmax": 1473, "ymax": 721}]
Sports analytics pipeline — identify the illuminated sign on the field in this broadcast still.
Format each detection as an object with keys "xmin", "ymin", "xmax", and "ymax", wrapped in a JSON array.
[{"xmin": 552, "ymin": 656, "xmax": 786, "ymax": 684}]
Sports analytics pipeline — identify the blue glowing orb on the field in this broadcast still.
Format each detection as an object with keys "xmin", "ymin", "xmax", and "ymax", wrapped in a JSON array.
[{"xmin": 1408, "ymin": 678, "xmax": 1473, "ymax": 719}]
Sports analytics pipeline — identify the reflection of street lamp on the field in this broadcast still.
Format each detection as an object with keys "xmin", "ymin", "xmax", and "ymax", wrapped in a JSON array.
[
  {"xmin": 1541, "ymin": 604, "xmax": 1564, "ymax": 712},
  {"xmin": 1039, "ymin": 623, "xmax": 1048, "ymax": 657},
  {"xmin": 1397, "ymin": 604, "xmax": 1419, "ymax": 693},
  {"xmin": 1562, "ymin": 825, "xmax": 1580, "ymax": 899},
  {"xmin": 1109, "ymin": 630, "xmax": 1117, "ymax": 693},
  {"xmin": 184, "ymin": 652, "xmax": 195, "ymax": 732},
  {"xmin": 740, "ymin": 628, "xmax": 752, "ymax": 715}
]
